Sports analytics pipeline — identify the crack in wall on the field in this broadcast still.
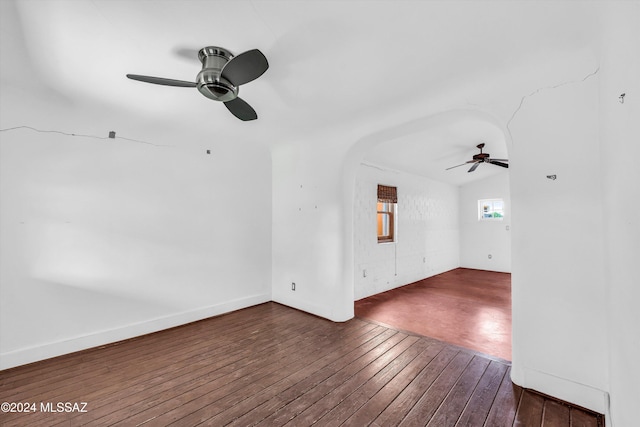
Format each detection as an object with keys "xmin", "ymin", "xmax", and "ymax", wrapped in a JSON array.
[
  {"xmin": 360, "ymin": 161, "xmax": 401, "ymax": 174},
  {"xmin": 0, "ymin": 125, "xmax": 171, "ymax": 147},
  {"xmin": 506, "ymin": 66, "xmax": 600, "ymax": 143}
]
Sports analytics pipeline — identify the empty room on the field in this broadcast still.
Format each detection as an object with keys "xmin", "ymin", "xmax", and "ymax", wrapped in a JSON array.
[
  {"xmin": 353, "ymin": 144, "xmax": 513, "ymax": 362},
  {"xmin": 1, "ymin": 1, "xmax": 638, "ymax": 426}
]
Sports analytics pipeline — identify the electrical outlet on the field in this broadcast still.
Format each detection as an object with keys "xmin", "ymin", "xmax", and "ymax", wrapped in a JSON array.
[{"xmin": 291, "ymin": 282, "xmax": 296, "ymax": 291}]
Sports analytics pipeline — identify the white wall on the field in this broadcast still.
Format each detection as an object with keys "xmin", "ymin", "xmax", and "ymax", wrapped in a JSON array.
[
  {"xmin": 0, "ymin": 87, "xmax": 272, "ymax": 370},
  {"xmin": 599, "ymin": 3, "xmax": 640, "ymax": 426},
  {"xmin": 459, "ymin": 172, "xmax": 511, "ymax": 272},
  {"xmin": 508, "ymin": 57, "xmax": 608, "ymax": 412},
  {"xmin": 353, "ymin": 163, "xmax": 459, "ymax": 300},
  {"xmin": 270, "ymin": 134, "xmax": 355, "ymax": 322}
]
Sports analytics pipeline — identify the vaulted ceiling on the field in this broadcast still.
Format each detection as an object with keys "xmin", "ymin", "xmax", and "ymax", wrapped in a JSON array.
[{"xmin": 2, "ymin": 0, "xmax": 602, "ymax": 186}]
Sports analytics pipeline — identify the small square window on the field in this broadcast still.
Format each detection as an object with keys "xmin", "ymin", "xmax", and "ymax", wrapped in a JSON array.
[{"xmin": 479, "ymin": 199, "xmax": 504, "ymax": 220}]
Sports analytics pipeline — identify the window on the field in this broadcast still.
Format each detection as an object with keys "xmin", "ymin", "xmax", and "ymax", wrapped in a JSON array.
[
  {"xmin": 377, "ymin": 185, "xmax": 397, "ymax": 243},
  {"xmin": 478, "ymin": 199, "xmax": 504, "ymax": 220}
]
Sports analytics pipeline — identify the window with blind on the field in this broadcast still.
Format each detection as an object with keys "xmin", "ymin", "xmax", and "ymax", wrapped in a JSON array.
[{"xmin": 377, "ymin": 185, "xmax": 397, "ymax": 243}]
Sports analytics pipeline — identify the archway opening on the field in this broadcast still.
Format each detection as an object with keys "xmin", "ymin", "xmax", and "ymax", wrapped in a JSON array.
[{"xmin": 344, "ymin": 109, "xmax": 512, "ymax": 360}]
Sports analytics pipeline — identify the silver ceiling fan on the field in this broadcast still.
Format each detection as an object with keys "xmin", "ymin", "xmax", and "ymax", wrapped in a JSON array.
[{"xmin": 127, "ymin": 46, "xmax": 268, "ymax": 121}]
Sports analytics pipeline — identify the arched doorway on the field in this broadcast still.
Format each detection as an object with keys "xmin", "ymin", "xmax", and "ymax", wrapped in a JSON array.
[{"xmin": 342, "ymin": 109, "xmax": 512, "ymax": 360}]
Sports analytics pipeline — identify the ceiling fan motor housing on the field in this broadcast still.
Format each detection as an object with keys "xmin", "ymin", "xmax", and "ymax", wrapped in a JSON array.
[
  {"xmin": 196, "ymin": 46, "xmax": 238, "ymax": 102},
  {"xmin": 473, "ymin": 143, "xmax": 489, "ymax": 162},
  {"xmin": 473, "ymin": 153, "xmax": 490, "ymax": 161}
]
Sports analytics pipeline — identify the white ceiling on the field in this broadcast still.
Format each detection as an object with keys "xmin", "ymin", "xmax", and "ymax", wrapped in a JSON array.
[
  {"xmin": 362, "ymin": 111, "xmax": 510, "ymax": 186},
  {"xmin": 2, "ymin": 0, "xmax": 603, "ymax": 186}
]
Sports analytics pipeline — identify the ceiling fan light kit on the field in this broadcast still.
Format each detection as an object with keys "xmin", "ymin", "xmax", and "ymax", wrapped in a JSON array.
[{"xmin": 126, "ymin": 46, "xmax": 269, "ymax": 121}]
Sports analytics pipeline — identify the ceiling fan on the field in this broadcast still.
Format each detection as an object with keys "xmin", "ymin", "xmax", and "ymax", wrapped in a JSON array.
[
  {"xmin": 126, "ymin": 46, "xmax": 268, "ymax": 121},
  {"xmin": 446, "ymin": 143, "xmax": 509, "ymax": 173}
]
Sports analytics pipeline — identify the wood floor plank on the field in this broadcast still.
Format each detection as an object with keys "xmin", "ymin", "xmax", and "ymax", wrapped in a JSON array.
[
  {"xmin": 514, "ymin": 389, "xmax": 545, "ymax": 426},
  {"xmin": 190, "ymin": 322, "xmax": 379, "ymax": 426},
  {"xmin": 343, "ymin": 340, "xmax": 446, "ymax": 426},
  {"xmin": 372, "ymin": 345, "xmax": 461, "ymax": 426},
  {"xmin": 0, "ymin": 302, "xmax": 605, "ymax": 427},
  {"xmin": 14, "ymin": 305, "xmax": 323, "ymax": 426},
  {"xmin": 484, "ymin": 366, "xmax": 522, "ymax": 427},
  {"xmin": 314, "ymin": 339, "xmax": 434, "ymax": 427},
  {"xmin": 289, "ymin": 335, "xmax": 421, "ymax": 426},
  {"xmin": 254, "ymin": 330, "xmax": 407, "ymax": 426},
  {"xmin": 1, "ymin": 308, "xmax": 286, "ymax": 426},
  {"xmin": 101, "ymin": 316, "xmax": 338, "ymax": 426},
  {"xmin": 423, "ymin": 355, "xmax": 491, "ymax": 426},
  {"xmin": 71, "ymin": 307, "xmax": 339, "ymax": 426},
  {"xmin": 42, "ymin": 317, "xmax": 306, "ymax": 415},
  {"xmin": 3, "ymin": 304, "xmax": 284, "ymax": 424},
  {"xmin": 395, "ymin": 351, "xmax": 475, "ymax": 426},
  {"xmin": 543, "ymin": 399, "xmax": 570, "ymax": 426},
  {"xmin": 455, "ymin": 359, "xmax": 509, "ymax": 426},
  {"xmin": 164, "ymin": 319, "xmax": 376, "ymax": 426},
  {"xmin": 570, "ymin": 407, "xmax": 601, "ymax": 427},
  {"xmin": 2, "ymin": 302, "xmax": 286, "ymax": 401},
  {"xmin": 227, "ymin": 326, "xmax": 395, "ymax": 427},
  {"xmin": 0, "ymin": 302, "xmax": 277, "ymax": 391}
]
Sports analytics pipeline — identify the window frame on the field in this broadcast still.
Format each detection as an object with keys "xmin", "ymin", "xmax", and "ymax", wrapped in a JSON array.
[
  {"xmin": 377, "ymin": 201, "xmax": 396, "ymax": 243},
  {"xmin": 478, "ymin": 198, "xmax": 505, "ymax": 221},
  {"xmin": 377, "ymin": 185, "xmax": 397, "ymax": 243}
]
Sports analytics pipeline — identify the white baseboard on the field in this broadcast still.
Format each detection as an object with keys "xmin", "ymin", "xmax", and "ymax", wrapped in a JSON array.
[
  {"xmin": 0, "ymin": 293, "xmax": 270, "ymax": 371},
  {"xmin": 518, "ymin": 366, "xmax": 607, "ymax": 414},
  {"xmin": 272, "ymin": 293, "xmax": 354, "ymax": 322}
]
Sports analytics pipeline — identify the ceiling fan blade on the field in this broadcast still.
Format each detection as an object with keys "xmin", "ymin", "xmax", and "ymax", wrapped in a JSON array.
[
  {"xmin": 446, "ymin": 160, "xmax": 476, "ymax": 170},
  {"xmin": 221, "ymin": 49, "xmax": 269, "ymax": 86},
  {"xmin": 490, "ymin": 160, "xmax": 509, "ymax": 168},
  {"xmin": 468, "ymin": 162, "xmax": 481, "ymax": 173},
  {"xmin": 490, "ymin": 158, "xmax": 509, "ymax": 162},
  {"xmin": 224, "ymin": 97, "xmax": 258, "ymax": 121},
  {"xmin": 126, "ymin": 74, "xmax": 196, "ymax": 87}
]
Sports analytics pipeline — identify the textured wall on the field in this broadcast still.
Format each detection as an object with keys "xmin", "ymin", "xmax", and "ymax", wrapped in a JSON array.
[{"xmin": 354, "ymin": 163, "xmax": 459, "ymax": 300}]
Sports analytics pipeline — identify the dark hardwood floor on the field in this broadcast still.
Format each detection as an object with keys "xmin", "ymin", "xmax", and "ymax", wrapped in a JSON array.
[
  {"xmin": 0, "ymin": 302, "xmax": 603, "ymax": 426},
  {"xmin": 355, "ymin": 268, "xmax": 512, "ymax": 360}
]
